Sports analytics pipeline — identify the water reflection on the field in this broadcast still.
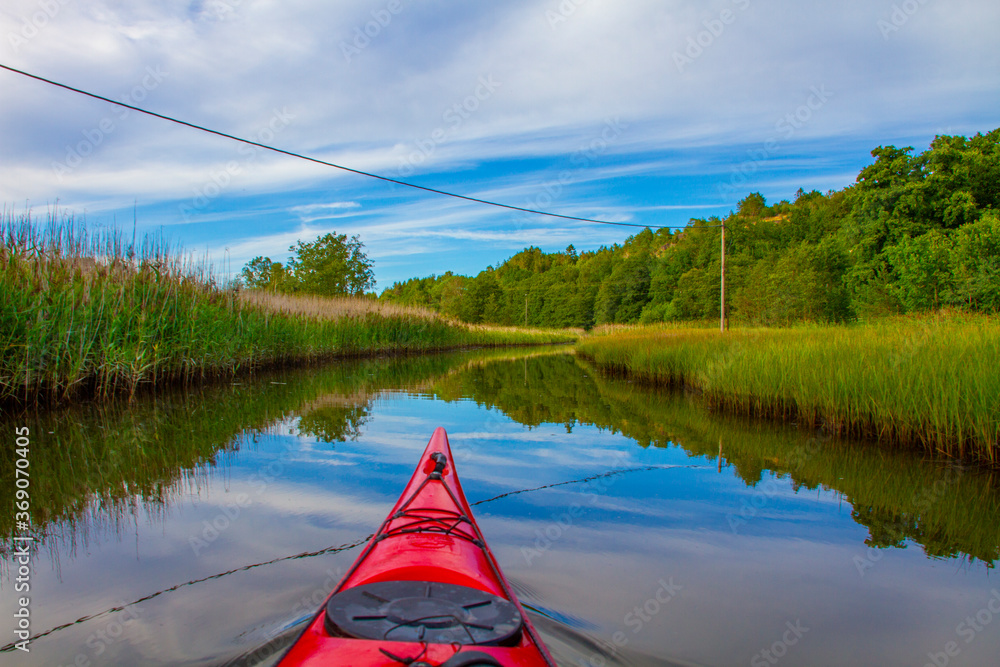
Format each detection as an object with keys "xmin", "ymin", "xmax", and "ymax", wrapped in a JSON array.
[
  {"xmin": 0, "ymin": 348, "xmax": 540, "ymax": 556},
  {"xmin": 1, "ymin": 349, "xmax": 997, "ymax": 666},
  {"xmin": 421, "ymin": 353, "xmax": 999, "ymax": 565}
]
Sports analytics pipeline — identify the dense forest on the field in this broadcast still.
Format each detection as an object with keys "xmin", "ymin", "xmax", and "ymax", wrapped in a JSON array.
[{"xmin": 379, "ymin": 129, "xmax": 1000, "ymax": 327}]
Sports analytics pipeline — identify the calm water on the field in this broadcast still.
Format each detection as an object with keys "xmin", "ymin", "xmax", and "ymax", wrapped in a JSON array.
[{"xmin": 2, "ymin": 349, "xmax": 999, "ymax": 666}]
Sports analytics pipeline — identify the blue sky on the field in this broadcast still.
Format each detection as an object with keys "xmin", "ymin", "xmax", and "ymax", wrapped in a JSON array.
[{"xmin": 1, "ymin": 0, "xmax": 998, "ymax": 289}]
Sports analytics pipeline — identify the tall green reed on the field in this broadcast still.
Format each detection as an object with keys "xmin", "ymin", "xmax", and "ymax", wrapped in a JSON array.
[
  {"xmin": 0, "ymin": 209, "xmax": 572, "ymax": 405},
  {"xmin": 576, "ymin": 317, "xmax": 1000, "ymax": 463}
]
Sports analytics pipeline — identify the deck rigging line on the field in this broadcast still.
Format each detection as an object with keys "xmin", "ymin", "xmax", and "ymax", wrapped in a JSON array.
[{"xmin": 0, "ymin": 463, "xmax": 706, "ymax": 652}]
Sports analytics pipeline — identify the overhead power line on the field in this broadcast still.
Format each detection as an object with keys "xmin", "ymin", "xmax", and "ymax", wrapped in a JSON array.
[{"xmin": 0, "ymin": 63, "xmax": 683, "ymax": 230}]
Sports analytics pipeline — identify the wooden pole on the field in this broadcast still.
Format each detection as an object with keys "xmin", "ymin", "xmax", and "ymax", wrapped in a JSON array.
[
  {"xmin": 720, "ymin": 223, "xmax": 727, "ymax": 332},
  {"xmin": 524, "ymin": 294, "xmax": 528, "ymax": 328}
]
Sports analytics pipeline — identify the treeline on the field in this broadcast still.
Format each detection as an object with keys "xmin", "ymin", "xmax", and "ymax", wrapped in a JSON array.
[{"xmin": 380, "ymin": 129, "xmax": 1000, "ymax": 327}]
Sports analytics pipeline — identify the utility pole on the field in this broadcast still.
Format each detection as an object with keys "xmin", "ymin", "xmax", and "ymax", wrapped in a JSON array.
[
  {"xmin": 525, "ymin": 294, "xmax": 528, "ymax": 328},
  {"xmin": 720, "ymin": 223, "xmax": 727, "ymax": 332}
]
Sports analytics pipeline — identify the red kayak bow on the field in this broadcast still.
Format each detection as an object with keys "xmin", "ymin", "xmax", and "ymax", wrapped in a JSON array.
[{"xmin": 278, "ymin": 427, "xmax": 556, "ymax": 667}]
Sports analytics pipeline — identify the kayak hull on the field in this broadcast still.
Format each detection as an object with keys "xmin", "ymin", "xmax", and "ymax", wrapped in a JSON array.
[{"xmin": 278, "ymin": 427, "xmax": 555, "ymax": 667}]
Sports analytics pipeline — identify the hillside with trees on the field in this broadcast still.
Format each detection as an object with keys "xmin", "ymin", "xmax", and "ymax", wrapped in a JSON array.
[{"xmin": 380, "ymin": 129, "xmax": 1000, "ymax": 327}]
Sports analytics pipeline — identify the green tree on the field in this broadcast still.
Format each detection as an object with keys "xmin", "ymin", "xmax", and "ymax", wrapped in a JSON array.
[
  {"xmin": 239, "ymin": 256, "xmax": 288, "ymax": 291},
  {"xmin": 738, "ymin": 192, "xmax": 768, "ymax": 219},
  {"xmin": 950, "ymin": 212, "xmax": 1000, "ymax": 312},
  {"xmin": 430, "ymin": 273, "xmax": 468, "ymax": 318},
  {"xmin": 375, "ymin": 128, "xmax": 997, "ymax": 326},
  {"xmin": 884, "ymin": 231, "xmax": 955, "ymax": 311},
  {"xmin": 286, "ymin": 233, "xmax": 375, "ymax": 297},
  {"xmin": 668, "ymin": 266, "xmax": 717, "ymax": 320},
  {"xmin": 595, "ymin": 252, "xmax": 652, "ymax": 324},
  {"xmin": 459, "ymin": 271, "xmax": 502, "ymax": 324},
  {"xmin": 734, "ymin": 240, "xmax": 850, "ymax": 325}
]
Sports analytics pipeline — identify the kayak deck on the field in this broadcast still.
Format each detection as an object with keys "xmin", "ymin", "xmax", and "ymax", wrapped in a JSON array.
[{"xmin": 278, "ymin": 427, "xmax": 555, "ymax": 667}]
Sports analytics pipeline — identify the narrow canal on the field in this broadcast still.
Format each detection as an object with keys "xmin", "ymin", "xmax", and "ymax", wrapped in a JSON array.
[{"xmin": 2, "ymin": 348, "xmax": 998, "ymax": 666}]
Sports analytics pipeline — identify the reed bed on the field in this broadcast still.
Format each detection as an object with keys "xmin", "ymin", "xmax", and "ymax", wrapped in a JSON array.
[
  {"xmin": 571, "ymin": 357, "xmax": 1000, "ymax": 564},
  {"xmin": 576, "ymin": 316, "xmax": 1000, "ymax": 463},
  {"xmin": 237, "ymin": 289, "xmax": 445, "ymax": 322},
  {"xmin": 0, "ymin": 210, "xmax": 573, "ymax": 404}
]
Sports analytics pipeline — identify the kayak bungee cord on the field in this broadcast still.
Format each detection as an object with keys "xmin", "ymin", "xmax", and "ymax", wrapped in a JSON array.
[
  {"xmin": 0, "ymin": 461, "xmax": 706, "ymax": 654},
  {"xmin": 276, "ymin": 428, "xmax": 558, "ymax": 665}
]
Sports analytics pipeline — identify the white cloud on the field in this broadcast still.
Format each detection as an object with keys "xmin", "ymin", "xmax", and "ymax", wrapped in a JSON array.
[
  {"xmin": 289, "ymin": 201, "xmax": 360, "ymax": 214},
  {"xmin": 1, "ymin": 0, "xmax": 997, "ymax": 284}
]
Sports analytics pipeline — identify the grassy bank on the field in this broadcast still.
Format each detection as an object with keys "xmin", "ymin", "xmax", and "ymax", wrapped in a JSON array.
[
  {"xmin": 0, "ymin": 212, "xmax": 573, "ymax": 404},
  {"xmin": 576, "ymin": 316, "xmax": 1000, "ymax": 463}
]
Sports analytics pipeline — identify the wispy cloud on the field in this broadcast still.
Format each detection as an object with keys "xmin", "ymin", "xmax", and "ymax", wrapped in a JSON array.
[
  {"xmin": 290, "ymin": 202, "xmax": 361, "ymax": 215},
  {"xmin": 1, "ymin": 0, "xmax": 996, "ymax": 286}
]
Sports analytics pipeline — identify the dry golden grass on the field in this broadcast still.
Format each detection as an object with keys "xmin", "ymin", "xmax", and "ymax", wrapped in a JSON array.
[
  {"xmin": 237, "ymin": 289, "xmax": 443, "ymax": 322},
  {"xmin": 238, "ymin": 290, "xmax": 583, "ymax": 339},
  {"xmin": 464, "ymin": 322, "xmax": 585, "ymax": 337},
  {"xmin": 587, "ymin": 320, "xmax": 717, "ymax": 337}
]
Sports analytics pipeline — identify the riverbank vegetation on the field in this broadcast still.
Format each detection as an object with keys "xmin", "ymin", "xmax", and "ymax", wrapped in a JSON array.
[
  {"xmin": 381, "ymin": 129, "xmax": 999, "ymax": 327},
  {"xmin": 0, "ymin": 349, "xmax": 519, "ymax": 549},
  {"xmin": 377, "ymin": 128, "xmax": 1000, "ymax": 463},
  {"xmin": 5, "ymin": 350, "xmax": 996, "ymax": 565},
  {"xmin": 576, "ymin": 315, "xmax": 1000, "ymax": 464},
  {"xmin": 0, "ymin": 212, "xmax": 573, "ymax": 405},
  {"xmin": 442, "ymin": 353, "xmax": 999, "ymax": 564}
]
